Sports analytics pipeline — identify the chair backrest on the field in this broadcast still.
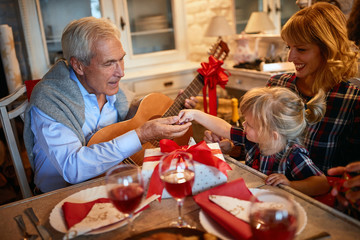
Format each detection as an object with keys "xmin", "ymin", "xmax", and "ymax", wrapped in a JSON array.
[{"xmin": 0, "ymin": 85, "xmax": 32, "ymax": 198}]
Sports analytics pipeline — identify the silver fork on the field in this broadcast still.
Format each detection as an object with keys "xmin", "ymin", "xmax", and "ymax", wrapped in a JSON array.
[{"xmin": 14, "ymin": 215, "xmax": 38, "ymax": 240}]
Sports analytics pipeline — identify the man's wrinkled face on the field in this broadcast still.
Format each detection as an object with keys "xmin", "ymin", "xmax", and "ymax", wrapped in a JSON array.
[{"xmin": 79, "ymin": 37, "xmax": 125, "ymax": 98}]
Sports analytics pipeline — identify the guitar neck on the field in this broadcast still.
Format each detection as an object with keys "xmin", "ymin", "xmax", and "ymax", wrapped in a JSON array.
[
  {"xmin": 162, "ymin": 73, "xmax": 204, "ymax": 117},
  {"xmin": 162, "ymin": 40, "xmax": 229, "ymax": 118}
]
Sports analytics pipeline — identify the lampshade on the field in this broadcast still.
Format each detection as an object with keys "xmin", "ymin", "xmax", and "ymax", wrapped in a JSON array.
[
  {"xmin": 296, "ymin": 0, "xmax": 312, "ymax": 9},
  {"xmin": 205, "ymin": 16, "xmax": 235, "ymax": 37},
  {"xmin": 244, "ymin": 12, "xmax": 275, "ymax": 34}
]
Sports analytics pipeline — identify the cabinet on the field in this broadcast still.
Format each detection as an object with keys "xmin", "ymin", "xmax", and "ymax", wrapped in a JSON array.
[
  {"xmin": 224, "ymin": 67, "xmax": 272, "ymax": 99},
  {"xmin": 111, "ymin": 0, "xmax": 187, "ymax": 69},
  {"xmin": 18, "ymin": 0, "xmax": 188, "ymax": 80},
  {"xmin": 234, "ymin": 0, "xmax": 299, "ymax": 34},
  {"xmin": 122, "ymin": 61, "xmax": 199, "ymax": 99}
]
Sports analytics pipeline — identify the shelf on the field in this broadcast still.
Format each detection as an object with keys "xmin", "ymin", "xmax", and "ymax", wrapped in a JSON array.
[{"xmin": 131, "ymin": 28, "xmax": 174, "ymax": 36}]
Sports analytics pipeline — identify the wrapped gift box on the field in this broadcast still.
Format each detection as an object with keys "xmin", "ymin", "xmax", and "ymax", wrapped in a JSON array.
[{"xmin": 142, "ymin": 142, "xmax": 230, "ymax": 199}]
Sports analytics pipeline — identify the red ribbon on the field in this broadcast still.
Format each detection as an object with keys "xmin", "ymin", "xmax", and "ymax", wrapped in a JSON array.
[
  {"xmin": 197, "ymin": 55, "xmax": 229, "ymax": 116},
  {"xmin": 145, "ymin": 139, "xmax": 232, "ymax": 200}
]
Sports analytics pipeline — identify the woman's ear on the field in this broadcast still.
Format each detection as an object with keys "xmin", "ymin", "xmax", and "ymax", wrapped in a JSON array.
[{"xmin": 70, "ymin": 57, "xmax": 84, "ymax": 76}]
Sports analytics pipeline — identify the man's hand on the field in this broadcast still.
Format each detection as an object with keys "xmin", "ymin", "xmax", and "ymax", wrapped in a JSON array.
[
  {"xmin": 178, "ymin": 89, "xmax": 198, "ymax": 109},
  {"xmin": 136, "ymin": 116, "xmax": 191, "ymax": 144},
  {"xmin": 265, "ymin": 173, "xmax": 290, "ymax": 186}
]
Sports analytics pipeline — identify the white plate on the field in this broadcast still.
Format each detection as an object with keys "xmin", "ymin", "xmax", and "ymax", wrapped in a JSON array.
[
  {"xmin": 199, "ymin": 188, "xmax": 307, "ymax": 240},
  {"xmin": 49, "ymin": 185, "xmax": 141, "ymax": 235}
]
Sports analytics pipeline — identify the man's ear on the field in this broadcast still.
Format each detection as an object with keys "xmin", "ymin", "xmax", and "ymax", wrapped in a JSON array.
[{"xmin": 70, "ymin": 57, "xmax": 84, "ymax": 76}]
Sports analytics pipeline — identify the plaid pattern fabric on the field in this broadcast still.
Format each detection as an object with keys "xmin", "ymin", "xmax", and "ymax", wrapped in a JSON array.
[
  {"xmin": 230, "ymin": 127, "xmax": 323, "ymax": 181},
  {"xmin": 267, "ymin": 73, "xmax": 360, "ymax": 173}
]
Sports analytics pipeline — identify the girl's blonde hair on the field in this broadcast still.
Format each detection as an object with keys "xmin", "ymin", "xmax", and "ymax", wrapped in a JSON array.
[
  {"xmin": 62, "ymin": 17, "xmax": 121, "ymax": 65},
  {"xmin": 240, "ymin": 87, "xmax": 326, "ymax": 154},
  {"xmin": 281, "ymin": 2, "xmax": 358, "ymax": 93}
]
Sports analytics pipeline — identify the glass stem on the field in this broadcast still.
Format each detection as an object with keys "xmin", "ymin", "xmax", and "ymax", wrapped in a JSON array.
[
  {"xmin": 176, "ymin": 198, "xmax": 184, "ymax": 226},
  {"xmin": 127, "ymin": 213, "xmax": 135, "ymax": 234}
]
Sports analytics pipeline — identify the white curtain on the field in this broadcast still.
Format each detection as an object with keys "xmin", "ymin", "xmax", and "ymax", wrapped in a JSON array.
[{"xmin": 0, "ymin": 24, "xmax": 22, "ymax": 94}]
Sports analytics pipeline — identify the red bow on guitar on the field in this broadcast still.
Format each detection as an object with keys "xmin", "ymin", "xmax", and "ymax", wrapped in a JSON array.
[{"xmin": 197, "ymin": 55, "xmax": 229, "ymax": 116}]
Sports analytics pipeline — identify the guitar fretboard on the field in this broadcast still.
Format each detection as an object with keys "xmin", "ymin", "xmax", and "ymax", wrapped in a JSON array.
[
  {"xmin": 147, "ymin": 39, "xmax": 228, "ymax": 148},
  {"xmin": 163, "ymin": 73, "xmax": 204, "ymax": 117}
]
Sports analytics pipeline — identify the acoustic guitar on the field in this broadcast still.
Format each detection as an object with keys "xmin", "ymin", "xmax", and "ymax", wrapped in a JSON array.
[{"xmin": 87, "ymin": 40, "xmax": 229, "ymax": 165}]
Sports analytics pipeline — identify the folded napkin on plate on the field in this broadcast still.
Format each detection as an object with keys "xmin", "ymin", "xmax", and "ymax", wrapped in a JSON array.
[
  {"xmin": 62, "ymin": 198, "xmax": 111, "ymax": 229},
  {"xmin": 209, "ymin": 195, "xmax": 285, "ymax": 223},
  {"xmin": 193, "ymin": 178, "xmax": 254, "ymax": 240},
  {"xmin": 64, "ymin": 202, "xmax": 124, "ymax": 239},
  {"xmin": 209, "ymin": 195, "xmax": 252, "ymax": 223},
  {"xmin": 62, "ymin": 194, "xmax": 160, "ymax": 239}
]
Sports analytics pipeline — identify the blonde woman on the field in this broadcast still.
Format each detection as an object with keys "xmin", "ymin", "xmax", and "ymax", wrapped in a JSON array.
[
  {"xmin": 267, "ymin": 2, "xmax": 360, "ymax": 174},
  {"xmin": 178, "ymin": 87, "xmax": 330, "ymax": 196}
]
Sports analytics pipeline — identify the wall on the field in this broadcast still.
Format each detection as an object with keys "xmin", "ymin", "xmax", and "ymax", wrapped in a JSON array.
[
  {"xmin": 184, "ymin": 0, "xmax": 284, "ymax": 67},
  {"xmin": 184, "ymin": 0, "xmax": 236, "ymax": 64}
]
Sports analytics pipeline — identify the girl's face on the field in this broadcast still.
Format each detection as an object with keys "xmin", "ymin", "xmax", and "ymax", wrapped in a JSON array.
[
  {"xmin": 242, "ymin": 113, "xmax": 260, "ymax": 143},
  {"xmin": 286, "ymin": 41, "xmax": 324, "ymax": 82}
]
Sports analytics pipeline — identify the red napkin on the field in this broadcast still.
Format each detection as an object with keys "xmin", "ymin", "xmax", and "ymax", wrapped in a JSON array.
[
  {"xmin": 193, "ymin": 178, "xmax": 254, "ymax": 240},
  {"xmin": 62, "ymin": 198, "xmax": 111, "ymax": 229}
]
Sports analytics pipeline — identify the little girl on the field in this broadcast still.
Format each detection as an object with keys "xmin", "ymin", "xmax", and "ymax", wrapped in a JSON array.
[{"xmin": 178, "ymin": 87, "xmax": 330, "ymax": 196}]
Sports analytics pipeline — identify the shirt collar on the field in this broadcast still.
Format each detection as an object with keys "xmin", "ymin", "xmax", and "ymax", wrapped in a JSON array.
[{"xmin": 69, "ymin": 68, "xmax": 117, "ymax": 106}]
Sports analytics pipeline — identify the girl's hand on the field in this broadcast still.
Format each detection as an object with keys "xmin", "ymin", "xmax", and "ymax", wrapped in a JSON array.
[
  {"xmin": 203, "ymin": 130, "xmax": 222, "ymax": 143},
  {"xmin": 178, "ymin": 109, "xmax": 196, "ymax": 124},
  {"xmin": 203, "ymin": 130, "xmax": 234, "ymax": 154},
  {"xmin": 265, "ymin": 173, "xmax": 290, "ymax": 186}
]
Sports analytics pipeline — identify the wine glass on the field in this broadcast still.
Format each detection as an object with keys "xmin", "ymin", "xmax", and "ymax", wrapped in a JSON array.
[
  {"xmin": 105, "ymin": 164, "xmax": 144, "ymax": 233},
  {"xmin": 159, "ymin": 151, "xmax": 195, "ymax": 228},
  {"xmin": 249, "ymin": 190, "xmax": 298, "ymax": 240}
]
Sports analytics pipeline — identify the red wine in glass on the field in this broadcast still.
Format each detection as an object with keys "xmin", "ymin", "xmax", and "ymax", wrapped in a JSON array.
[
  {"xmin": 159, "ymin": 151, "xmax": 195, "ymax": 228},
  {"xmin": 250, "ymin": 208, "xmax": 297, "ymax": 240},
  {"xmin": 160, "ymin": 169, "xmax": 195, "ymax": 199},
  {"xmin": 109, "ymin": 183, "xmax": 144, "ymax": 214},
  {"xmin": 106, "ymin": 164, "xmax": 144, "ymax": 234},
  {"xmin": 249, "ymin": 191, "xmax": 298, "ymax": 240}
]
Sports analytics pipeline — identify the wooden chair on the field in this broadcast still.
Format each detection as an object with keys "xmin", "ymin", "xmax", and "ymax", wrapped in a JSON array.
[{"xmin": 0, "ymin": 85, "xmax": 32, "ymax": 198}]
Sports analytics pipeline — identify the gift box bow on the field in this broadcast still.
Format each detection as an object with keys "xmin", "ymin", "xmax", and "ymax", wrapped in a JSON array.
[{"xmin": 146, "ymin": 139, "xmax": 232, "ymax": 200}]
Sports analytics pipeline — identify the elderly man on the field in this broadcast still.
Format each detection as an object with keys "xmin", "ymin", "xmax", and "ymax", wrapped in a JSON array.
[{"xmin": 24, "ymin": 17, "xmax": 195, "ymax": 193}]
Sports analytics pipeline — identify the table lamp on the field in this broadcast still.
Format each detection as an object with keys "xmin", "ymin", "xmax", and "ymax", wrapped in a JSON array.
[
  {"xmin": 296, "ymin": 0, "xmax": 312, "ymax": 9},
  {"xmin": 244, "ymin": 12, "xmax": 275, "ymax": 34},
  {"xmin": 205, "ymin": 16, "xmax": 235, "ymax": 41}
]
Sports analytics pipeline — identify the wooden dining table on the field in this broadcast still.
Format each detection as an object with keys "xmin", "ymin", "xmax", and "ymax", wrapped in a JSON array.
[{"xmin": 0, "ymin": 156, "xmax": 359, "ymax": 240}]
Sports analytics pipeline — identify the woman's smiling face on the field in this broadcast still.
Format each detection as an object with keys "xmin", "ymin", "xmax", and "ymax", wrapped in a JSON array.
[{"xmin": 286, "ymin": 41, "xmax": 324, "ymax": 82}]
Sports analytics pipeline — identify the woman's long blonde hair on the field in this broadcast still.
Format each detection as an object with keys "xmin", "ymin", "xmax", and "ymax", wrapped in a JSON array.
[
  {"xmin": 240, "ymin": 87, "xmax": 326, "ymax": 155},
  {"xmin": 281, "ymin": 2, "xmax": 358, "ymax": 93}
]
